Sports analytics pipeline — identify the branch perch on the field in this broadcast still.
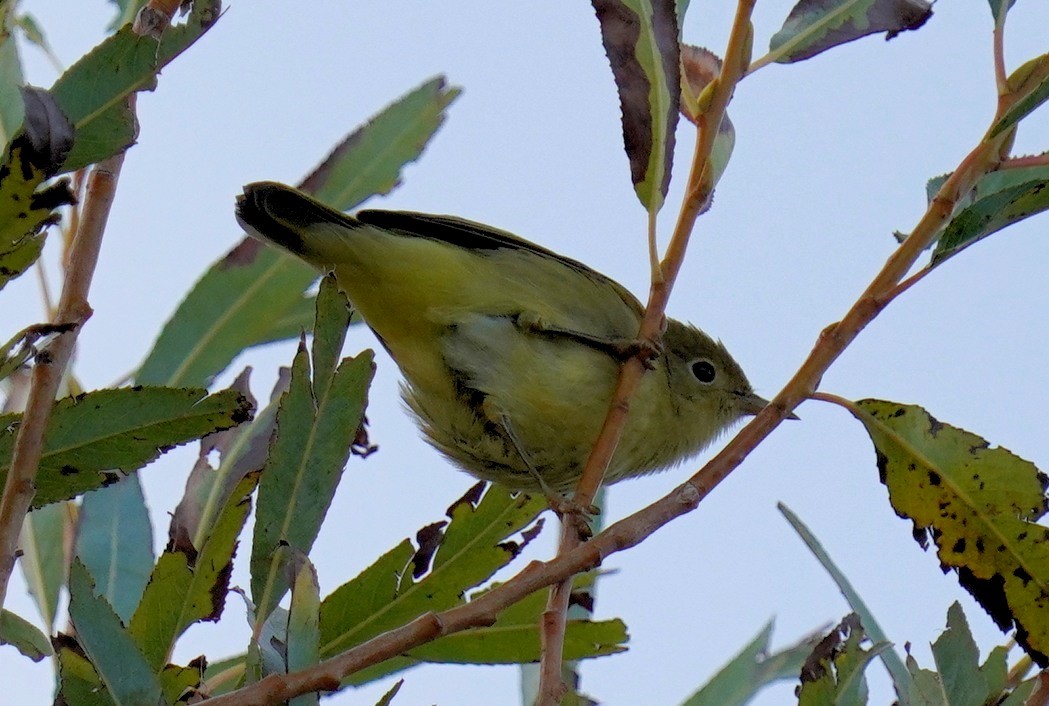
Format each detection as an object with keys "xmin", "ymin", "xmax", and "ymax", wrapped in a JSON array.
[{"xmin": 0, "ymin": 152, "xmax": 126, "ymax": 610}]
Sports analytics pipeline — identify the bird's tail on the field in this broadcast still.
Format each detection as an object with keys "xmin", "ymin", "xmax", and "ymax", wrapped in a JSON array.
[{"xmin": 235, "ymin": 181, "xmax": 358, "ymax": 268}]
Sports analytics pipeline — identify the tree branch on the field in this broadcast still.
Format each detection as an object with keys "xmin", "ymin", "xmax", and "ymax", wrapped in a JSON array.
[{"xmin": 0, "ymin": 152, "xmax": 126, "ymax": 610}]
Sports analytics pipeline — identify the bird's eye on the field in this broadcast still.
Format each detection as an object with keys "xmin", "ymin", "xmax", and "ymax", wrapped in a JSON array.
[{"xmin": 690, "ymin": 359, "xmax": 716, "ymax": 384}]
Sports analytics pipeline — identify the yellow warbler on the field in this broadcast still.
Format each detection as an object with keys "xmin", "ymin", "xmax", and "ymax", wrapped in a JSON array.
[{"xmin": 236, "ymin": 181, "xmax": 769, "ymax": 496}]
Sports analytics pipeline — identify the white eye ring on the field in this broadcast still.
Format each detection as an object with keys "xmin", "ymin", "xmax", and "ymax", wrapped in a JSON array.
[{"xmin": 690, "ymin": 359, "xmax": 716, "ymax": 384}]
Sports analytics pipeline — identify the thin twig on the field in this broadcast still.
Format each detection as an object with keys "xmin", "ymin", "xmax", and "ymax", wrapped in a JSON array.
[
  {"xmin": 993, "ymin": 8, "xmax": 1009, "ymax": 97},
  {"xmin": 1001, "ymin": 153, "xmax": 1049, "ymax": 169},
  {"xmin": 0, "ymin": 153, "xmax": 126, "ymax": 610},
  {"xmin": 535, "ymin": 520, "xmax": 574, "ymax": 705},
  {"xmin": 538, "ymin": 4, "xmax": 765, "ymax": 704}
]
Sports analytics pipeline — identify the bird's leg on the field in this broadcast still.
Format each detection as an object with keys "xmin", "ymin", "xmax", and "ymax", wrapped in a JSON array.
[
  {"xmin": 482, "ymin": 399, "xmax": 597, "ymax": 535},
  {"xmin": 512, "ymin": 312, "xmax": 661, "ymax": 369}
]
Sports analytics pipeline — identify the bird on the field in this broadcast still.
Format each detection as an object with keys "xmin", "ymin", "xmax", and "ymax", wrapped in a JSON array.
[{"xmin": 236, "ymin": 181, "xmax": 771, "ymax": 500}]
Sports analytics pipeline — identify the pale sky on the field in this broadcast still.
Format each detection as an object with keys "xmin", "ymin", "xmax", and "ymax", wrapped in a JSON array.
[{"xmin": 2, "ymin": 2, "xmax": 1048, "ymax": 705}]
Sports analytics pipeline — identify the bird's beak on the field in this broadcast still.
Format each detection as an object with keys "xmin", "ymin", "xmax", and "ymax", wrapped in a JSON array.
[{"xmin": 740, "ymin": 392, "xmax": 800, "ymax": 420}]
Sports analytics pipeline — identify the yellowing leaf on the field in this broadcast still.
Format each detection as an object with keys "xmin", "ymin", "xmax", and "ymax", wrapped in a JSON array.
[{"xmin": 852, "ymin": 399, "xmax": 1049, "ymax": 666}]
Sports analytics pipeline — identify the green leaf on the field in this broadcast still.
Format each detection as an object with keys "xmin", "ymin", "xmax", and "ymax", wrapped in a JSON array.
[
  {"xmin": 67, "ymin": 560, "xmax": 163, "ymax": 706},
  {"xmin": 797, "ymin": 614, "xmax": 890, "ymax": 705},
  {"xmin": 251, "ymin": 276, "xmax": 374, "ymax": 625},
  {"xmin": 591, "ymin": 0, "xmax": 680, "ymax": 212},
  {"xmin": 413, "ymin": 572, "xmax": 625, "ymax": 666},
  {"xmin": 905, "ymin": 603, "xmax": 989, "ymax": 706},
  {"xmin": 763, "ymin": 0, "xmax": 933, "ymax": 66},
  {"xmin": 851, "ymin": 399, "xmax": 1049, "ymax": 667},
  {"xmin": 55, "ymin": 635, "xmax": 115, "ymax": 706},
  {"xmin": 300, "ymin": 76, "xmax": 461, "ymax": 208},
  {"xmin": 130, "ymin": 472, "xmax": 258, "ymax": 670},
  {"xmin": 679, "ymin": 621, "xmax": 820, "ymax": 706},
  {"xmin": 0, "ymin": 386, "xmax": 253, "ymax": 509},
  {"xmin": 288, "ymin": 557, "xmax": 321, "ymax": 706},
  {"xmin": 15, "ymin": 13, "xmax": 59, "ymax": 65},
  {"xmin": 411, "ymin": 615, "xmax": 626, "ymax": 665},
  {"xmin": 58, "ymin": 101, "xmax": 136, "ymax": 173},
  {"xmin": 987, "ymin": 0, "xmax": 1017, "ymax": 23},
  {"xmin": 75, "ymin": 477, "xmax": 154, "ymax": 624},
  {"xmin": 319, "ymin": 484, "xmax": 546, "ymax": 685},
  {"xmin": 778, "ymin": 503, "xmax": 912, "ymax": 700},
  {"xmin": 0, "ymin": 32, "xmax": 25, "ymax": 150},
  {"xmin": 137, "ymin": 76, "xmax": 458, "ymax": 388},
  {"xmin": 19, "ymin": 501, "xmax": 72, "ymax": 631},
  {"xmin": 0, "ymin": 608, "xmax": 52, "ymax": 661},
  {"xmin": 107, "ymin": 0, "xmax": 148, "ymax": 31},
  {"xmin": 201, "ymin": 653, "xmax": 246, "ymax": 697},
  {"xmin": 374, "ymin": 680, "xmax": 403, "ymax": 706},
  {"xmin": 675, "ymin": 0, "xmax": 690, "ymax": 26},
  {"xmin": 50, "ymin": 0, "xmax": 220, "ymax": 172},
  {"xmin": 0, "ymin": 323, "xmax": 70, "ymax": 384},
  {"xmin": 159, "ymin": 660, "xmax": 206, "ymax": 704},
  {"xmin": 926, "ymin": 165, "xmax": 1049, "ymax": 266},
  {"xmin": 174, "ymin": 369, "xmax": 284, "ymax": 552},
  {"xmin": 1000, "ymin": 678, "xmax": 1038, "ymax": 705},
  {"xmin": 991, "ymin": 52, "xmax": 1049, "ymax": 138}
]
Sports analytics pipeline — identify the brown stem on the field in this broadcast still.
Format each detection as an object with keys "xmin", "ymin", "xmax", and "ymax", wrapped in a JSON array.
[
  {"xmin": 534, "ymin": 4, "xmax": 760, "ymax": 701},
  {"xmin": 1001, "ymin": 153, "xmax": 1049, "ymax": 169},
  {"xmin": 993, "ymin": 9, "xmax": 1008, "ymax": 96},
  {"xmin": 0, "ymin": 153, "xmax": 126, "ymax": 611},
  {"xmin": 535, "ymin": 523, "xmax": 574, "ymax": 706},
  {"xmin": 1027, "ymin": 671, "xmax": 1049, "ymax": 706}
]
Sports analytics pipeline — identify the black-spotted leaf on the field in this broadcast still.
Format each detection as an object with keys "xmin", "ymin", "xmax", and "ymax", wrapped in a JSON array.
[
  {"xmin": 0, "ymin": 386, "xmax": 252, "ymax": 509},
  {"xmin": 760, "ymin": 0, "xmax": 932, "ymax": 67},
  {"xmin": 921, "ymin": 165, "xmax": 1049, "ymax": 266},
  {"xmin": 591, "ymin": 0, "xmax": 680, "ymax": 213},
  {"xmin": 990, "ymin": 52, "xmax": 1049, "ymax": 138},
  {"xmin": 852, "ymin": 399, "xmax": 1049, "ymax": 666},
  {"xmin": 0, "ymin": 87, "xmax": 74, "ymax": 291},
  {"xmin": 137, "ymin": 77, "xmax": 458, "ymax": 388}
]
